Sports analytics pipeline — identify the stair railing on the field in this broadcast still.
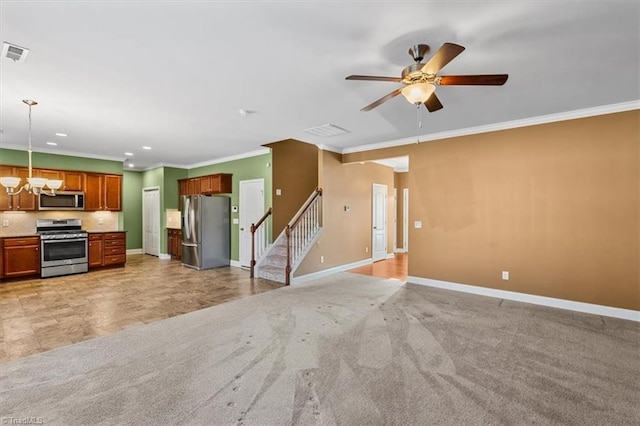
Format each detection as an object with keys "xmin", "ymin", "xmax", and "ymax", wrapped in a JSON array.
[
  {"xmin": 285, "ymin": 188, "xmax": 323, "ymax": 285},
  {"xmin": 250, "ymin": 207, "xmax": 272, "ymax": 278}
]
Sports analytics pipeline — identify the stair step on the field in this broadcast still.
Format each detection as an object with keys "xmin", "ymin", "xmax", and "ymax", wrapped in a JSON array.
[
  {"xmin": 257, "ymin": 265, "xmax": 286, "ymax": 284},
  {"xmin": 263, "ymin": 253, "xmax": 287, "ymax": 267}
]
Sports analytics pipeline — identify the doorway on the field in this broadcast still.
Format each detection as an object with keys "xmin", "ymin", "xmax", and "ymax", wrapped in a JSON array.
[
  {"xmin": 239, "ymin": 178, "xmax": 265, "ymax": 267},
  {"xmin": 403, "ymin": 188, "xmax": 409, "ymax": 252},
  {"xmin": 372, "ymin": 183, "xmax": 387, "ymax": 262},
  {"xmin": 142, "ymin": 187, "xmax": 160, "ymax": 257}
]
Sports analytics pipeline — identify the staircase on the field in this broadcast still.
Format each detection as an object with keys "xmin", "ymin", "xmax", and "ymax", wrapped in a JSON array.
[{"xmin": 251, "ymin": 188, "xmax": 322, "ymax": 285}]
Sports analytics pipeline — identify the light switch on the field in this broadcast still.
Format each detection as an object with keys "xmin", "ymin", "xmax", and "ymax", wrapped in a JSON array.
[
  {"xmin": 232, "ymin": 218, "xmax": 239, "ymax": 225},
  {"xmin": 414, "ymin": 220, "xmax": 422, "ymax": 228}
]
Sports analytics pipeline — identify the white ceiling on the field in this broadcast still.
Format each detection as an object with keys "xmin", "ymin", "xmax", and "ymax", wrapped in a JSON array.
[{"xmin": 1, "ymin": 1, "xmax": 638, "ymax": 170}]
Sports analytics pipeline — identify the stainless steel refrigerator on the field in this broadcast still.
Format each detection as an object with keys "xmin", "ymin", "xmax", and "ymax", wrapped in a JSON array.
[{"xmin": 181, "ymin": 195, "xmax": 230, "ymax": 270}]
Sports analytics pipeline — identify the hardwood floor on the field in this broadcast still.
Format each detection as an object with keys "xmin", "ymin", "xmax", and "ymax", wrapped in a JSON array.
[
  {"xmin": 348, "ymin": 253, "xmax": 408, "ymax": 281},
  {"xmin": 0, "ymin": 254, "xmax": 283, "ymax": 363}
]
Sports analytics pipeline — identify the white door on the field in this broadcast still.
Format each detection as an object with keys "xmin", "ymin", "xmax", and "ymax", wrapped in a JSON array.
[
  {"xmin": 239, "ymin": 179, "xmax": 265, "ymax": 267},
  {"xmin": 393, "ymin": 188, "xmax": 397, "ymax": 252},
  {"xmin": 403, "ymin": 188, "xmax": 409, "ymax": 252},
  {"xmin": 142, "ymin": 188, "xmax": 160, "ymax": 257},
  {"xmin": 372, "ymin": 183, "xmax": 387, "ymax": 262}
]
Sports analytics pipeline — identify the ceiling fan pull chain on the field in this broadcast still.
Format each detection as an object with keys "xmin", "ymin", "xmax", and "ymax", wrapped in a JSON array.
[{"xmin": 416, "ymin": 104, "xmax": 422, "ymax": 143}]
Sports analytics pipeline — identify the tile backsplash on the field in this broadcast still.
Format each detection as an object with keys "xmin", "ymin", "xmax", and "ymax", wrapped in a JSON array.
[{"xmin": 0, "ymin": 211, "xmax": 119, "ymax": 235}]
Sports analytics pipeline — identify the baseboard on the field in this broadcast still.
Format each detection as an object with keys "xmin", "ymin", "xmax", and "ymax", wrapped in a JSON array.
[
  {"xmin": 386, "ymin": 253, "xmax": 395, "ymax": 259},
  {"xmin": 394, "ymin": 248, "xmax": 406, "ymax": 253},
  {"xmin": 158, "ymin": 253, "xmax": 171, "ymax": 260},
  {"xmin": 292, "ymin": 258, "xmax": 373, "ymax": 285},
  {"xmin": 230, "ymin": 260, "xmax": 242, "ymax": 268},
  {"xmin": 407, "ymin": 276, "xmax": 640, "ymax": 322},
  {"xmin": 126, "ymin": 249, "xmax": 143, "ymax": 255}
]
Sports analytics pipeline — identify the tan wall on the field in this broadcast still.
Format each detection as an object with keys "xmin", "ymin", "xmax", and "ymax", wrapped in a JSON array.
[
  {"xmin": 296, "ymin": 151, "xmax": 395, "ymax": 276},
  {"xmin": 394, "ymin": 172, "xmax": 409, "ymax": 250},
  {"xmin": 341, "ymin": 110, "xmax": 639, "ymax": 310},
  {"xmin": 266, "ymin": 139, "xmax": 319, "ymax": 234}
]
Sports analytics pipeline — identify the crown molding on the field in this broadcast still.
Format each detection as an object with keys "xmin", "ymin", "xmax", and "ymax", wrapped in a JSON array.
[
  {"xmin": 186, "ymin": 148, "xmax": 270, "ymax": 169},
  {"xmin": 0, "ymin": 143, "xmax": 125, "ymax": 163},
  {"xmin": 316, "ymin": 143, "xmax": 342, "ymax": 154},
  {"xmin": 342, "ymin": 100, "xmax": 640, "ymax": 154}
]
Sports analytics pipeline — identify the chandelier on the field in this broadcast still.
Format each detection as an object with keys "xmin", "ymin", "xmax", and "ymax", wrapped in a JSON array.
[{"xmin": 0, "ymin": 100, "xmax": 63, "ymax": 196}]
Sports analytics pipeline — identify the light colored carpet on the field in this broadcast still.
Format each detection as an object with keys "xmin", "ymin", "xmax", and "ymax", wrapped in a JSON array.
[{"xmin": 1, "ymin": 273, "xmax": 638, "ymax": 425}]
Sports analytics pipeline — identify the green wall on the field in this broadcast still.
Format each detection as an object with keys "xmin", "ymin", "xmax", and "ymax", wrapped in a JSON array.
[
  {"xmin": 122, "ymin": 171, "xmax": 143, "ymax": 250},
  {"xmin": 0, "ymin": 148, "xmax": 122, "ymax": 174},
  {"xmin": 189, "ymin": 153, "xmax": 272, "ymax": 261}
]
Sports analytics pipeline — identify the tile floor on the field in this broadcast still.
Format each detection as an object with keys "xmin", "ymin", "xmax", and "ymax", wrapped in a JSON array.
[{"xmin": 0, "ymin": 254, "xmax": 283, "ymax": 363}]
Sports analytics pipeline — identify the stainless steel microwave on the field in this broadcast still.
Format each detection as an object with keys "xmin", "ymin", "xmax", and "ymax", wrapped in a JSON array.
[{"xmin": 38, "ymin": 191, "xmax": 85, "ymax": 210}]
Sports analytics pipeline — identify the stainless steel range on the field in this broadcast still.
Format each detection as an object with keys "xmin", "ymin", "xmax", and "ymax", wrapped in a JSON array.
[{"xmin": 36, "ymin": 219, "xmax": 88, "ymax": 278}]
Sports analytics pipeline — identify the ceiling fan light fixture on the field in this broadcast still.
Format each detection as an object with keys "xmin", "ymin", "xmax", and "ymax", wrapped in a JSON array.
[{"xmin": 401, "ymin": 82, "xmax": 435, "ymax": 104}]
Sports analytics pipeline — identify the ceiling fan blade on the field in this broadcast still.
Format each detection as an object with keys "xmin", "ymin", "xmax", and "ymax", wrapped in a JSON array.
[
  {"xmin": 437, "ymin": 74, "xmax": 509, "ymax": 85},
  {"xmin": 361, "ymin": 88, "xmax": 402, "ymax": 111},
  {"xmin": 423, "ymin": 92, "xmax": 444, "ymax": 112},
  {"xmin": 421, "ymin": 42, "xmax": 465, "ymax": 75},
  {"xmin": 346, "ymin": 75, "xmax": 402, "ymax": 82}
]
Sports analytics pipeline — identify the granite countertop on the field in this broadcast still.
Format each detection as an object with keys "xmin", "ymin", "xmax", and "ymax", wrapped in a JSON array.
[{"xmin": 0, "ymin": 233, "xmax": 40, "ymax": 238}]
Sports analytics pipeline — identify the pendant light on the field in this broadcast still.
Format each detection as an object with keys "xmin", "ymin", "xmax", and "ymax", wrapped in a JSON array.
[{"xmin": 0, "ymin": 100, "xmax": 63, "ymax": 196}]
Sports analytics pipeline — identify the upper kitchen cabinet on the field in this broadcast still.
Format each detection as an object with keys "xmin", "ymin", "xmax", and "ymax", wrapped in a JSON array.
[
  {"xmin": 178, "ymin": 173, "xmax": 232, "ymax": 198},
  {"xmin": 200, "ymin": 173, "xmax": 232, "ymax": 194},
  {"xmin": 85, "ymin": 173, "xmax": 122, "ymax": 211},
  {"xmin": 0, "ymin": 166, "xmax": 36, "ymax": 211},
  {"xmin": 61, "ymin": 171, "xmax": 85, "ymax": 191}
]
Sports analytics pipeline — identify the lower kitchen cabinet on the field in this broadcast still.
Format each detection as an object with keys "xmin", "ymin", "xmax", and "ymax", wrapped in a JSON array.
[
  {"xmin": 88, "ymin": 232, "xmax": 126, "ymax": 268},
  {"xmin": 3, "ymin": 236, "xmax": 40, "ymax": 278},
  {"xmin": 167, "ymin": 228, "xmax": 182, "ymax": 260},
  {"xmin": 88, "ymin": 234, "xmax": 104, "ymax": 268}
]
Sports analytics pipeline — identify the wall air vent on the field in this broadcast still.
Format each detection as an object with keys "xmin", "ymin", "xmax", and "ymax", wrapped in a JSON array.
[
  {"xmin": 303, "ymin": 123, "xmax": 350, "ymax": 138},
  {"xmin": 2, "ymin": 42, "xmax": 29, "ymax": 62}
]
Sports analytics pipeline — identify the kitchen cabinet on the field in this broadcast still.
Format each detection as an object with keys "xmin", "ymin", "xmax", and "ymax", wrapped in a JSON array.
[
  {"xmin": 167, "ymin": 228, "xmax": 182, "ymax": 260},
  {"xmin": 103, "ymin": 232, "xmax": 126, "ymax": 265},
  {"xmin": 0, "ymin": 166, "xmax": 36, "ymax": 211},
  {"xmin": 3, "ymin": 236, "xmax": 40, "ymax": 278},
  {"xmin": 178, "ymin": 173, "xmax": 232, "ymax": 198},
  {"xmin": 85, "ymin": 174, "xmax": 122, "ymax": 211},
  {"xmin": 88, "ymin": 232, "xmax": 126, "ymax": 267},
  {"xmin": 61, "ymin": 171, "xmax": 85, "ymax": 191},
  {"xmin": 88, "ymin": 234, "xmax": 104, "ymax": 268}
]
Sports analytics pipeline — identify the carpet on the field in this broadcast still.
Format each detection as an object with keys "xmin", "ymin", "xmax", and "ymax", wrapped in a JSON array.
[{"xmin": 1, "ymin": 273, "xmax": 638, "ymax": 425}]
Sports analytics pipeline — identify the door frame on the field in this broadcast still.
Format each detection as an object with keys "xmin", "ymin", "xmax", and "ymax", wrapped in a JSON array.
[
  {"xmin": 142, "ymin": 186, "xmax": 161, "ymax": 257},
  {"xmin": 403, "ymin": 188, "xmax": 409, "ymax": 253},
  {"xmin": 239, "ymin": 178, "xmax": 265, "ymax": 268},
  {"xmin": 372, "ymin": 183, "xmax": 388, "ymax": 262}
]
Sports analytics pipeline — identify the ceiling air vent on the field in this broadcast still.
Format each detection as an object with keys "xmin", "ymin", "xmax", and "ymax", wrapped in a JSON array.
[
  {"xmin": 2, "ymin": 42, "xmax": 29, "ymax": 62},
  {"xmin": 303, "ymin": 123, "xmax": 350, "ymax": 138}
]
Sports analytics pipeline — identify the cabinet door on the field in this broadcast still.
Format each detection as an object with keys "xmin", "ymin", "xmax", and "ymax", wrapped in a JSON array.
[
  {"xmin": 199, "ymin": 176, "xmax": 212, "ymax": 193},
  {"xmin": 3, "ymin": 241, "xmax": 40, "ymax": 277},
  {"xmin": 14, "ymin": 168, "xmax": 36, "ymax": 211},
  {"xmin": 33, "ymin": 169, "xmax": 62, "ymax": 180},
  {"xmin": 84, "ymin": 173, "xmax": 104, "ymax": 211},
  {"xmin": 0, "ymin": 165, "xmax": 13, "ymax": 210},
  {"xmin": 61, "ymin": 171, "xmax": 85, "ymax": 191},
  {"xmin": 104, "ymin": 175, "xmax": 122, "ymax": 211},
  {"xmin": 88, "ymin": 236, "xmax": 104, "ymax": 268},
  {"xmin": 187, "ymin": 178, "xmax": 199, "ymax": 195},
  {"xmin": 211, "ymin": 174, "xmax": 233, "ymax": 193}
]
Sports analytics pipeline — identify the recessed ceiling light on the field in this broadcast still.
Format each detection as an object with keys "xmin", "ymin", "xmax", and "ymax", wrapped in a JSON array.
[
  {"xmin": 128, "ymin": 163, "xmax": 134, "ymax": 168},
  {"xmin": 125, "ymin": 152, "xmax": 133, "ymax": 156},
  {"xmin": 55, "ymin": 133, "xmax": 67, "ymax": 137},
  {"xmin": 46, "ymin": 141, "xmax": 58, "ymax": 146},
  {"xmin": 142, "ymin": 146, "xmax": 151, "ymax": 150}
]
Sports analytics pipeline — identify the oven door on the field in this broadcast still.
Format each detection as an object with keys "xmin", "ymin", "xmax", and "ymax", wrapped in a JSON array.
[{"xmin": 41, "ymin": 238, "xmax": 88, "ymax": 267}]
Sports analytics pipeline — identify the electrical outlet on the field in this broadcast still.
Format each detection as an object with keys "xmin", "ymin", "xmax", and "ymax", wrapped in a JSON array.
[
  {"xmin": 98, "ymin": 218, "xmax": 104, "ymax": 225},
  {"xmin": 320, "ymin": 255, "xmax": 324, "ymax": 263},
  {"xmin": 414, "ymin": 221, "xmax": 422, "ymax": 228},
  {"xmin": 365, "ymin": 247, "xmax": 369, "ymax": 253},
  {"xmin": 2, "ymin": 219, "xmax": 8, "ymax": 227},
  {"xmin": 502, "ymin": 271, "xmax": 509, "ymax": 280},
  {"xmin": 275, "ymin": 189, "xmax": 282, "ymax": 196}
]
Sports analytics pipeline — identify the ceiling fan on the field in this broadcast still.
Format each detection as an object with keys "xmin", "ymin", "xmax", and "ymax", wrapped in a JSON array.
[{"xmin": 346, "ymin": 43, "xmax": 508, "ymax": 112}]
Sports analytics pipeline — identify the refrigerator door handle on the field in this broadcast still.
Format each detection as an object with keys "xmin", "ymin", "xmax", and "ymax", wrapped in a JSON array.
[
  {"xmin": 184, "ymin": 197, "xmax": 191, "ymax": 240},
  {"xmin": 182, "ymin": 242, "xmax": 198, "ymax": 247}
]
